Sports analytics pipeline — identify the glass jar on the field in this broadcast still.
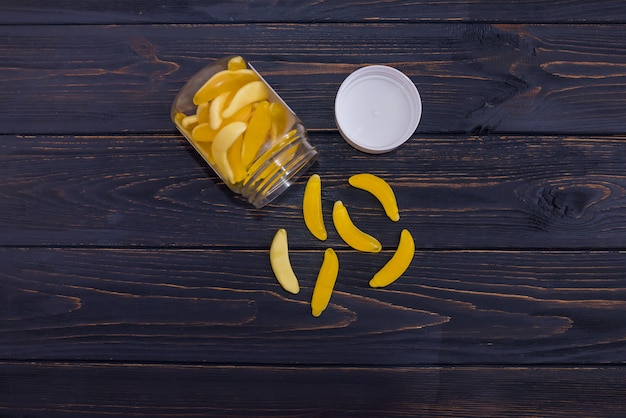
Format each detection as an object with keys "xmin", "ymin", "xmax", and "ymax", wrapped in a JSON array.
[{"xmin": 171, "ymin": 56, "xmax": 319, "ymax": 208}]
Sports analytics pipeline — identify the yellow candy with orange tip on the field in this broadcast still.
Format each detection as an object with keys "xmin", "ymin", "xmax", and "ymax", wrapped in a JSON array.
[
  {"xmin": 222, "ymin": 80, "xmax": 269, "ymax": 119},
  {"xmin": 193, "ymin": 69, "xmax": 258, "ymax": 105},
  {"xmin": 311, "ymin": 248, "xmax": 339, "ymax": 317}
]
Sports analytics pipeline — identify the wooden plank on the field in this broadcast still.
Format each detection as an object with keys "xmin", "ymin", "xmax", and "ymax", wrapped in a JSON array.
[
  {"xmin": 3, "ymin": 1, "xmax": 626, "ymax": 24},
  {"xmin": 3, "ymin": 133, "xmax": 626, "ymax": 249},
  {"xmin": 2, "ymin": 24, "xmax": 626, "ymax": 135},
  {"xmin": 1, "ymin": 362, "xmax": 625, "ymax": 417},
  {"xmin": 3, "ymin": 248, "xmax": 626, "ymax": 364}
]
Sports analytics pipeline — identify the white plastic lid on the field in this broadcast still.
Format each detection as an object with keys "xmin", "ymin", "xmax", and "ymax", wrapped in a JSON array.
[{"xmin": 335, "ymin": 65, "xmax": 422, "ymax": 153}]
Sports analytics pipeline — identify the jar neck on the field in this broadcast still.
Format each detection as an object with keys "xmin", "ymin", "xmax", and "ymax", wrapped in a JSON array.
[{"xmin": 241, "ymin": 127, "xmax": 318, "ymax": 208}]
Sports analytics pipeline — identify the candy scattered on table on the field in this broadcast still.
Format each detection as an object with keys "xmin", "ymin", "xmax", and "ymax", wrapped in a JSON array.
[{"xmin": 270, "ymin": 173, "xmax": 415, "ymax": 317}]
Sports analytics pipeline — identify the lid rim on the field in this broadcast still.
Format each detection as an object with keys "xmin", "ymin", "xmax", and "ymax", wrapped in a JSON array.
[{"xmin": 335, "ymin": 65, "xmax": 422, "ymax": 154}]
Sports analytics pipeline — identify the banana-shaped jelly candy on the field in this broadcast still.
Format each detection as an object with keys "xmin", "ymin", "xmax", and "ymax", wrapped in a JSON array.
[
  {"xmin": 193, "ymin": 69, "xmax": 258, "ymax": 105},
  {"xmin": 303, "ymin": 174, "xmax": 327, "ymax": 241},
  {"xmin": 222, "ymin": 80, "xmax": 269, "ymax": 119},
  {"xmin": 349, "ymin": 173, "xmax": 399, "ymax": 222},
  {"xmin": 369, "ymin": 229, "xmax": 414, "ymax": 288},
  {"xmin": 212, "ymin": 121, "xmax": 247, "ymax": 184},
  {"xmin": 269, "ymin": 229, "xmax": 300, "ymax": 294},
  {"xmin": 311, "ymin": 248, "xmax": 339, "ymax": 317},
  {"xmin": 332, "ymin": 200, "xmax": 382, "ymax": 253},
  {"xmin": 241, "ymin": 101, "xmax": 272, "ymax": 168}
]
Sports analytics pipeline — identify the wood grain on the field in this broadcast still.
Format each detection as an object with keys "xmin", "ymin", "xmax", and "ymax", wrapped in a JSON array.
[
  {"xmin": 3, "ymin": 247, "xmax": 626, "ymax": 364},
  {"xmin": 2, "ymin": 362, "xmax": 625, "ymax": 417},
  {"xmin": 3, "ymin": 133, "xmax": 626, "ymax": 249},
  {"xmin": 4, "ymin": 2, "xmax": 626, "ymax": 416},
  {"xmin": 3, "ymin": 24, "xmax": 626, "ymax": 134},
  {"xmin": 3, "ymin": 1, "xmax": 626, "ymax": 24}
]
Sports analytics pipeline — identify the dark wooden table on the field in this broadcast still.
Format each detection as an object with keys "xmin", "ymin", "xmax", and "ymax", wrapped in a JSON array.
[{"xmin": 4, "ymin": 1, "xmax": 626, "ymax": 416}]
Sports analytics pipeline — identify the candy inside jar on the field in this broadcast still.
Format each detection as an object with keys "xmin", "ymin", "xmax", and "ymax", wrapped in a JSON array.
[{"xmin": 172, "ymin": 56, "xmax": 318, "ymax": 208}]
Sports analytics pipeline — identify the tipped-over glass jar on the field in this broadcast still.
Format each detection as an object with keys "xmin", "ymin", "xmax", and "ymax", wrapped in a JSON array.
[{"xmin": 171, "ymin": 56, "xmax": 318, "ymax": 208}]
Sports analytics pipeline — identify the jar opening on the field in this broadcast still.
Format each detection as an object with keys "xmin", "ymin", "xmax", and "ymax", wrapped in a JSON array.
[{"xmin": 241, "ymin": 130, "xmax": 318, "ymax": 208}]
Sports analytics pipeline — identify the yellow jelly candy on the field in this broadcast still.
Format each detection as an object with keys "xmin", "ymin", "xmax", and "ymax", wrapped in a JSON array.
[
  {"xmin": 241, "ymin": 100, "xmax": 272, "ymax": 168},
  {"xmin": 191, "ymin": 123, "xmax": 216, "ymax": 143},
  {"xmin": 181, "ymin": 114, "xmax": 199, "ymax": 131},
  {"xmin": 269, "ymin": 102, "xmax": 288, "ymax": 141},
  {"xmin": 269, "ymin": 228, "xmax": 300, "ymax": 294},
  {"xmin": 196, "ymin": 102, "xmax": 209, "ymax": 124},
  {"xmin": 174, "ymin": 112, "xmax": 186, "ymax": 126},
  {"xmin": 303, "ymin": 174, "xmax": 327, "ymax": 241},
  {"xmin": 212, "ymin": 121, "xmax": 248, "ymax": 184},
  {"xmin": 332, "ymin": 200, "xmax": 382, "ymax": 253},
  {"xmin": 311, "ymin": 248, "xmax": 339, "ymax": 317},
  {"xmin": 369, "ymin": 229, "xmax": 415, "ymax": 288},
  {"xmin": 209, "ymin": 91, "xmax": 231, "ymax": 130},
  {"xmin": 194, "ymin": 141, "xmax": 216, "ymax": 165},
  {"xmin": 349, "ymin": 173, "xmax": 400, "ymax": 222},
  {"xmin": 223, "ymin": 103, "xmax": 253, "ymax": 126},
  {"xmin": 228, "ymin": 56, "xmax": 247, "ymax": 71},
  {"xmin": 227, "ymin": 136, "xmax": 246, "ymax": 184},
  {"xmin": 222, "ymin": 80, "xmax": 269, "ymax": 119},
  {"xmin": 193, "ymin": 69, "xmax": 258, "ymax": 105}
]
